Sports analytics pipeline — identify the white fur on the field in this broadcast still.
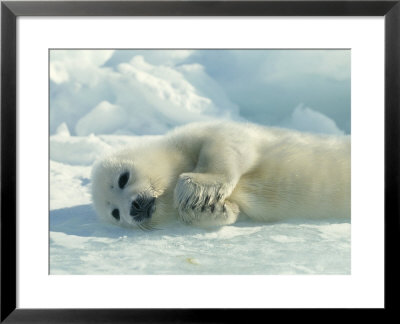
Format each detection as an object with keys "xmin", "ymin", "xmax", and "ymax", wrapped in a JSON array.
[{"xmin": 91, "ymin": 121, "xmax": 350, "ymax": 228}]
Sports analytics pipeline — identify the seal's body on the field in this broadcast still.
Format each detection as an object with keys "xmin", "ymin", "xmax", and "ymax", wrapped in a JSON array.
[{"xmin": 91, "ymin": 121, "xmax": 350, "ymax": 228}]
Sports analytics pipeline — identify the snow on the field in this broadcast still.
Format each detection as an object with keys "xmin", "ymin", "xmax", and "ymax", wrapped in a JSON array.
[
  {"xmin": 49, "ymin": 50, "xmax": 351, "ymax": 275},
  {"xmin": 282, "ymin": 105, "xmax": 345, "ymax": 135},
  {"xmin": 49, "ymin": 131, "xmax": 350, "ymax": 275},
  {"xmin": 50, "ymin": 219, "xmax": 350, "ymax": 275}
]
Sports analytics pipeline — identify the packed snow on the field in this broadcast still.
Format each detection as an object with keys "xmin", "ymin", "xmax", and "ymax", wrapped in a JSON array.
[{"xmin": 49, "ymin": 50, "xmax": 351, "ymax": 275}]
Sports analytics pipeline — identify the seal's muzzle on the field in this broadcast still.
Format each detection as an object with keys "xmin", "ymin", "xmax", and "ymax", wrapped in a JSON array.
[{"xmin": 130, "ymin": 195, "xmax": 156, "ymax": 222}]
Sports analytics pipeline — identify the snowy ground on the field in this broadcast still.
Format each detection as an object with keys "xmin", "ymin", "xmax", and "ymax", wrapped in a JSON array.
[
  {"xmin": 49, "ymin": 128, "xmax": 351, "ymax": 275},
  {"xmin": 49, "ymin": 50, "xmax": 351, "ymax": 275}
]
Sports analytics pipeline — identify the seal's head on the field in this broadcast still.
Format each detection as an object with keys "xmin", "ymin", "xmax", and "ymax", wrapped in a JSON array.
[{"xmin": 91, "ymin": 149, "xmax": 176, "ymax": 230}]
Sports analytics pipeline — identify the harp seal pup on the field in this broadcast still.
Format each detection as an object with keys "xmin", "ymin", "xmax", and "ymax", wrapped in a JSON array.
[{"xmin": 91, "ymin": 121, "xmax": 350, "ymax": 229}]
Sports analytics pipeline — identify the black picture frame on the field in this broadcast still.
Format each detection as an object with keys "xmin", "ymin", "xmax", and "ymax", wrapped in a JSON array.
[{"xmin": 1, "ymin": 0, "xmax": 399, "ymax": 322}]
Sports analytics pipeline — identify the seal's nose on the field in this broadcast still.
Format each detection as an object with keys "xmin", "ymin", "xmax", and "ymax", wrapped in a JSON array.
[{"xmin": 130, "ymin": 196, "xmax": 155, "ymax": 220}]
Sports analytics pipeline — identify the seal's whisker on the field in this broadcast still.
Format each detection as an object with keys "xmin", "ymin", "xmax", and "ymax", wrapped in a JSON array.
[
  {"xmin": 148, "ymin": 220, "xmax": 162, "ymax": 231},
  {"xmin": 140, "ymin": 222, "xmax": 150, "ymax": 231},
  {"xmin": 146, "ymin": 222, "xmax": 159, "ymax": 231},
  {"xmin": 136, "ymin": 223, "xmax": 147, "ymax": 232},
  {"xmin": 136, "ymin": 221, "xmax": 156, "ymax": 232}
]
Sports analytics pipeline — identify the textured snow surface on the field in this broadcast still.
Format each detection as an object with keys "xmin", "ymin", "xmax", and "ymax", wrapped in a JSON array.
[
  {"xmin": 50, "ymin": 133, "xmax": 351, "ymax": 275},
  {"xmin": 49, "ymin": 50, "xmax": 351, "ymax": 275},
  {"xmin": 50, "ymin": 50, "xmax": 350, "ymax": 136}
]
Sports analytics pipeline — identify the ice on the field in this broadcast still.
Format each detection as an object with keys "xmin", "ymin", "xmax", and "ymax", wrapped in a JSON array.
[
  {"xmin": 50, "ymin": 49, "xmax": 350, "ymax": 135},
  {"xmin": 185, "ymin": 49, "xmax": 351, "ymax": 133},
  {"xmin": 50, "ymin": 204, "xmax": 350, "ymax": 275},
  {"xmin": 51, "ymin": 52, "xmax": 239, "ymax": 136},
  {"xmin": 281, "ymin": 105, "xmax": 345, "ymax": 135},
  {"xmin": 75, "ymin": 101, "xmax": 128, "ymax": 136},
  {"xmin": 49, "ymin": 50, "xmax": 351, "ymax": 275}
]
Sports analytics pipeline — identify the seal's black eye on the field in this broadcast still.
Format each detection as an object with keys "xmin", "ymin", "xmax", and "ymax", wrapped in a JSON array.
[
  {"xmin": 118, "ymin": 172, "xmax": 129, "ymax": 189},
  {"xmin": 111, "ymin": 209, "xmax": 120, "ymax": 220}
]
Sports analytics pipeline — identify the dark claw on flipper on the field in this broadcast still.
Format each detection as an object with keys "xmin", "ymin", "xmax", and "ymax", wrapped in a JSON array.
[
  {"xmin": 201, "ymin": 204, "xmax": 206, "ymax": 212},
  {"xmin": 191, "ymin": 196, "xmax": 199, "ymax": 209},
  {"xmin": 184, "ymin": 197, "xmax": 190, "ymax": 209},
  {"xmin": 204, "ymin": 195, "xmax": 210, "ymax": 205},
  {"xmin": 210, "ymin": 204, "xmax": 215, "ymax": 213}
]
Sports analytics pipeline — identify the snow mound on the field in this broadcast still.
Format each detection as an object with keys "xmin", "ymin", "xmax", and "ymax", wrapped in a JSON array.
[
  {"xmin": 282, "ymin": 105, "xmax": 345, "ymax": 135},
  {"xmin": 50, "ymin": 49, "xmax": 350, "ymax": 136}
]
